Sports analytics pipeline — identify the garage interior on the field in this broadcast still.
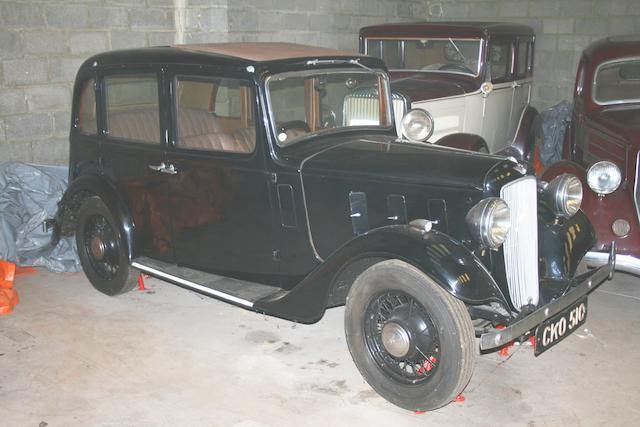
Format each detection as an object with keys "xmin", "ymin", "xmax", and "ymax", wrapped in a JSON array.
[{"xmin": 2, "ymin": 0, "xmax": 640, "ymax": 425}]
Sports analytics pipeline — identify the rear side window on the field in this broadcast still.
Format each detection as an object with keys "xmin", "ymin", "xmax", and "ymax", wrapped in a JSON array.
[
  {"xmin": 105, "ymin": 74, "xmax": 160, "ymax": 143},
  {"xmin": 77, "ymin": 78, "xmax": 97, "ymax": 135},
  {"xmin": 489, "ymin": 40, "xmax": 513, "ymax": 82}
]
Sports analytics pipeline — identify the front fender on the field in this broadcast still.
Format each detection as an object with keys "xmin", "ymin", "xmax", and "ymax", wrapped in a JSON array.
[
  {"xmin": 53, "ymin": 174, "xmax": 136, "ymax": 260},
  {"xmin": 510, "ymin": 105, "xmax": 540, "ymax": 161},
  {"xmin": 436, "ymin": 133, "xmax": 489, "ymax": 153},
  {"xmin": 255, "ymin": 224, "xmax": 509, "ymax": 323}
]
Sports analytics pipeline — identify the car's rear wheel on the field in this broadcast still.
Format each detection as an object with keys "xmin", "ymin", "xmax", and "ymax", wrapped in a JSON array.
[
  {"xmin": 345, "ymin": 259, "xmax": 476, "ymax": 411},
  {"xmin": 76, "ymin": 196, "xmax": 137, "ymax": 295}
]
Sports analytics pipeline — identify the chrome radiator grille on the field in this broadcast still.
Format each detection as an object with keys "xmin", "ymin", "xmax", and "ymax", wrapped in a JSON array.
[
  {"xmin": 500, "ymin": 175, "xmax": 539, "ymax": 309},
  {"xmin": 343, "ymin": 89, "xmax": 408, "ymax": 129}
]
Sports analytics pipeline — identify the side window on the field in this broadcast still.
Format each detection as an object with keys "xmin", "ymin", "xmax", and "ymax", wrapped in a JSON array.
[
  {"xmin": 489, "ymin": 40, "xmax": 513, "ymax": 82},
  {"xmin": 175, "ymin": 77, "xmax": 255, "ymax": 154},
  {"xmin": 77, "ymin": 78, "xmax": 97, "ymax": 134},
  {"xmin": 105, "ymin": 74, "xmax": 160, "ymax": 144},
  {"xmin": 516, "ymin": 38, "xmax": 534, "ymax": 78}
]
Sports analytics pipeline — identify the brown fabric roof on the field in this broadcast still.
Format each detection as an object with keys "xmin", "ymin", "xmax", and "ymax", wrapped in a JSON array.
[{"xmin": 172, "ymin": 42, "xmax": 362, "ymax": 62}]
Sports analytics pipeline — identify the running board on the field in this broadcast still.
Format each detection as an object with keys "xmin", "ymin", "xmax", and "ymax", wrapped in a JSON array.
[{"xmin": 131, "ymin": 257, "xmax": 281, "ymax": 308}]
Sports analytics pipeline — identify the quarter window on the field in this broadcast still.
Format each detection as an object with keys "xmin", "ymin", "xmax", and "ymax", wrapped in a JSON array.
[
  {"xmin": 175, "ymin": 77, "xmax": 255, "ymax": 153},
  {"xmin": 77, "ymin": 78, "xmax": 97, "ymax": 135},
  {"xmin": 105, "ymin": 74, "xmax": 160, "ymax": 144},
  {"xmin": 489, "ymin": 40, "xmax": 513, "ymax": 82}
]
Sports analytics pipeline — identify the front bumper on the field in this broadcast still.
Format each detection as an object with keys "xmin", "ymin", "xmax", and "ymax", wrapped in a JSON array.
[
  {"xmin": 479, "ymin": 244, "xmax": 616, "ymax": 350},
  {"xmin": 584, "ymin": 250, "xmax": 640, "ymax": 276}
]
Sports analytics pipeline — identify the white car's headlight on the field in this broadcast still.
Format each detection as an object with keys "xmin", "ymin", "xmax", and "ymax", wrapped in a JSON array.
[
  {"xmin": 466, "ymin": 198, "xmax": 511, "ymax": 249},
  {"xmin": 546, "ymin": 174, "xmax": 583, "ymax": 217},
  {"xmin": 400, "ymin": 109, "xmax": 434, "ymax": 142},
  {"xmin": 587, "ymin": 161, "xmax": 621, "ymax": 195}
]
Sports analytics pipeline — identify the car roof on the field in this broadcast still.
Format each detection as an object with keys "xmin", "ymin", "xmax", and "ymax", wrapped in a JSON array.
[
  {"xmin": 360, "ymin": 21, "xmax": 535, "ymax": 39},
  {"xmin": 171, "ymin": 42, "xmax": 363, "ymax": 62},
  {"xmin": 80, "ymin": 43, "xmax": 371, "ymax": 70},
  {"xmin": 582, "ymin": 36, "xmax": 640, "ymax": 64}
]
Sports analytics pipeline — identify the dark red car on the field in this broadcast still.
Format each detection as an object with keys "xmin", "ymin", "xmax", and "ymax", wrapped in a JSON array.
[{"xmin": 544, "ymin": 36, "xmax": 640, "ymax": 275}]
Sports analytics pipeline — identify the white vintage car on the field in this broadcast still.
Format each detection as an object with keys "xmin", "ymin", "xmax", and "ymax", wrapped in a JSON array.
[{"xmin": 359, "ymin": 22, "xmax": 539, "ymax": 163}]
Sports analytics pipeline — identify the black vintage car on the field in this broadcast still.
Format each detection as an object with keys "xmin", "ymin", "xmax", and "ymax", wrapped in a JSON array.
[{"xmin": 53, "ymin": 43, "xmax": 614, "ymax": 411}]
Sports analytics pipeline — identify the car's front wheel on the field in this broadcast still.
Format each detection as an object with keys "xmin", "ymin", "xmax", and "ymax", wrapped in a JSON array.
[
  {"xmin": 76, "ymin": 196, "xmax": 138, "ymax": 296},
  {"xmin": 345, "ymin": 259, "xmax": 476, "ymax": 411}
]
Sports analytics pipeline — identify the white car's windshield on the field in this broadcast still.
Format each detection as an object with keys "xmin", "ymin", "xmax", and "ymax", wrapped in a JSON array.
[
  {"xmin": 594, "ymin": 58, "xmax": 640, "ymax": 105},
  {"xmin": 267, "ymin": 70, "xmax": 392, "ymax": 147},
  {"xmin": 366, "ymin": 38, "xmax": 482, "ymax": 76}
]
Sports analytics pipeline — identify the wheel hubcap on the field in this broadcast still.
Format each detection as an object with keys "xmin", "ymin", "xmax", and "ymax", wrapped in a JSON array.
[
  {"xmin": 83, "ymin": 214, "xmax": 120, "ymax": 280},
  {"xmin": 381, "ymin": 322, "xmax": 411, "ymax": 358},
  {"xmin": 364, "ymin": 290, "xmax": 440, "ymax": 384},
  {"xmin": 90, "ymin": 236, "xmax": 106, "ymax": 260}
]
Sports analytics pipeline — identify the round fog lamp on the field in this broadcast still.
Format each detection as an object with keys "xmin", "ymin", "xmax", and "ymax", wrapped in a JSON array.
[
  {"xmin": 612, "ymin": 219, "xmax": 631, "ymax": 237},
  {"xmin": 587, "ymin": 161, "xmax": 621, "ymax": 195},
  {"xmin": 401, "ymin": 109, "xmax": 434, "ymax": 142}
]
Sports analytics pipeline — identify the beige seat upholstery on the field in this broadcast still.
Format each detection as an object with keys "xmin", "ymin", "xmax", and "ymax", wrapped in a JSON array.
[
  {"xmin": 108, "ymin": 109, "xmax": 160, "ymax": 143},
  {"xmin": 178, "ymin": 108, "xmax": 224, "ymax": 137},
  {"xmin": 108, "ymin": 107, "xmax": 256, "ymax": 153}
]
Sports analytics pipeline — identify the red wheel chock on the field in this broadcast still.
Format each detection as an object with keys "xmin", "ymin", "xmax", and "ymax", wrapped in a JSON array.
[{"xmin": 0, "ymin": 260, "xmax": 19, "ymax": 315}]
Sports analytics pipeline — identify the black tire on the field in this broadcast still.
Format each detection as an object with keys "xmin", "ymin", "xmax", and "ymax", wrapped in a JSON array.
[
  {"xmin": 345, "ymin": 259, "xmax": 476, "ymax": 411},
  {"xmin": 76, "ymin": 196, "xmax": 137, "ymax": 296}
]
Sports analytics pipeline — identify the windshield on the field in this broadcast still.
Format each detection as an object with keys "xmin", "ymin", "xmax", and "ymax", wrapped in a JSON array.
[
  {"xmin": 267, "ymin": 70, "xmax": 392, "ymax": 147},
  {"xmin": 593, "ymin": 58, "xmax": 640, "ymax": 105},
  {"xmin": 365, "ymin": 38, "xmax": 482, "ymax": 76}
]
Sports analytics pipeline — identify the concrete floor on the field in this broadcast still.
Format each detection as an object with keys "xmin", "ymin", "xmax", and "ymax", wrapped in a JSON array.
[{"xmin": 1, "ymin": 270, "xmax": 639, "ymax": 426}]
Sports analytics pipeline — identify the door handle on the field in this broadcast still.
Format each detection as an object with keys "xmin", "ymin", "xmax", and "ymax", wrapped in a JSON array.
[{"xmin": 148, "ymin": 162, "xmax": 178, "ymax": 175}]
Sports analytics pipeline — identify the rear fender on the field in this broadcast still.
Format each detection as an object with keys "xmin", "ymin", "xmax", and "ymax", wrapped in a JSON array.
[
  {"xmin": 53, "ymin": 174, "xmax": 136, "ymax": 260},
  {"xmin": 254, "ymin": 225, "xmax": 510, "ymax": 324}
]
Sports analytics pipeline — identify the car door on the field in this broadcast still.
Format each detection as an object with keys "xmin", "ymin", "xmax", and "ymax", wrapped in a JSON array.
[
  {"xmin": 481, "ymin": 37, "xmax": 515, "ymax": 151},
  {"xmin": 165, "ymin": 67, "xmax": 279, "ymax": 281},
  {"xmin": 98, "ymin": 67, "xmax": 174, "ymax": 263},
  {"xmin": 508, "ymin": 37, "xmax": 534, "ymax": 142}
]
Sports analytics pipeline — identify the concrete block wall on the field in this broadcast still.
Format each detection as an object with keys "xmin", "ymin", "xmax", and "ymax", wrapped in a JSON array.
[
  {"xmin": 2, "ymin": 0, "xmax": 640, "ymax": 165},
  {"xmin": 226, "ymin": 0, "xmax": 403, "ymax": 50},
  {"xmin": 396, "ymin": 0, "xmax": 640, "ymax": 110},
  {"xmin": 0, "ymin": 0, "xmax": 227, "ymax": 165}
]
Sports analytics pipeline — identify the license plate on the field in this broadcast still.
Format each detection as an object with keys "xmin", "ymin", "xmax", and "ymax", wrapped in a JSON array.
[{"xmin": 534, "ymin": 297, "xmax": 588, "ymax": 356}]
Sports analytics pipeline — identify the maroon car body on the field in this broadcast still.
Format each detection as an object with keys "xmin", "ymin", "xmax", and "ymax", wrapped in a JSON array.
[
  {"xmin": 359, "ymin": 22, "xmax": 539, "ymax": 162},
  {"xmin": 543, "ymin": 36, "xmax": 640, "ymax": 274}
]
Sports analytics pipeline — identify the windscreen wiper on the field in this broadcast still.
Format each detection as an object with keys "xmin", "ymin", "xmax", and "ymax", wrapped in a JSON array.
[{"xmin": 306, "ymin": 58, "xmax": 375, "ymax": 73}]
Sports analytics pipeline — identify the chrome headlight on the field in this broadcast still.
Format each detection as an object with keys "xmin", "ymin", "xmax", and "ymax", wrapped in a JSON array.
[
  {"xmin": 400, "ymin": 108, "xmax": 434, "ymax": 142},
  {"xmin": 546, "ymin": 174, "xmax": 583, "ymax": 217},
  {"xmin": 466, "ymin": 198, "xmax": 511, "ymax": 249},
  {"xmin": 587, "ymin": 161, "xmax": 621, "ymax": 195}
]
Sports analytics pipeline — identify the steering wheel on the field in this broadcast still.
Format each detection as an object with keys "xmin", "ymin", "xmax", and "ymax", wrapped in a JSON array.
[
  {"xmin": 276, "ymin": 120, "xmax": 310, "ymax": 144},
  {"xmin": 439, "ymin": 63, "xmax": 474, "ymax": 74},
  {"xmin": 278, "ymin": 120, "xmax": 310, "ymax": 134}
]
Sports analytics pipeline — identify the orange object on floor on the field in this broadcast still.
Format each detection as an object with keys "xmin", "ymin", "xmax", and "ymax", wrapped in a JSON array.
[
  {"xmin": 15, "ymin": 266, "xmax": 37, "ymax": 276},
  {"xmin": 0, "ymin": 260, "xmax": 19, "ymax": 315}
]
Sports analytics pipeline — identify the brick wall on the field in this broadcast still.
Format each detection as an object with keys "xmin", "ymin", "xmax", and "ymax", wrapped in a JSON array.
[{"xmin": 2, "ymin": 0, "xmax": 640, "ymax": 165}]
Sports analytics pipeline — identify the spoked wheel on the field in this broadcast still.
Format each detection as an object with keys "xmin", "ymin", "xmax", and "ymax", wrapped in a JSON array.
[
  {"xmin": 345, "ymin": 259, "xmax": 476, "ymax": 411},
  {"xmin": 76, "ymin": 197, "xmax": 137, "ymax": 295},
  {"xmin": 364, "ymin": 291, "xmax": 441, "ymax": 384}
]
